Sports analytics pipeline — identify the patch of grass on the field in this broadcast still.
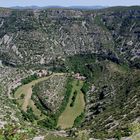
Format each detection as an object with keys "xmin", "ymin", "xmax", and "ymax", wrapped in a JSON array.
[
  {"xmin": 94, "ymin": 15, "xmax": 108, "ymax": 31},
  {"xmin": 130, "ymin": 123, "xmax": 140, "ymax": 140},
  {"xmin": 57, "ymin": 80, "xmax": 85, "ymax": 129}
]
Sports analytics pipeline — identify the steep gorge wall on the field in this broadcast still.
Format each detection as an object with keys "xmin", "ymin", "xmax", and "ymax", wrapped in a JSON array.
[{"xmin": 0, "ymin": 7, "xmax": 139, "ymax": 68}]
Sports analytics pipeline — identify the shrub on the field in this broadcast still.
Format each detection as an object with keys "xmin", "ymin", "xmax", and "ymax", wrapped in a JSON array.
[
  {"xmin": 81, "ymin": 82, "xmax": 90, "ymax": 94},
  {"xmin": 73, "ymin": 112, "xmax": 85, "ymax": 127},
  {"xmin": 70, "ymin": 91, "xmax": 78, "ymax": 107}
]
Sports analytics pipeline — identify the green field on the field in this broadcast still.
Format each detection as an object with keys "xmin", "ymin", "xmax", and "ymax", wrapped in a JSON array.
[{"xmin": 57, "ymin": 80, "xmax": 85, "ymax": 129}]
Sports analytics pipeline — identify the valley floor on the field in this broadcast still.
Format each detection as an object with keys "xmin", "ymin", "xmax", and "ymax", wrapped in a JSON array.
[{"xmin": 14, "ymin": 72, "xmax": 86, "ymax": 130}]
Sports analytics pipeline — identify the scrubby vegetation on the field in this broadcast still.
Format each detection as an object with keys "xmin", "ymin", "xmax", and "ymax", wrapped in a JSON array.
[
  {"xmin": 21, "ymin": 107, "xmax": 38, "ymax": 122},
  {"xmin": 81, "ymin": 82, "xmax": 90, "ymax": 94},
  {"xmin": 74, "ymin": 112, "xmax": 85, "ymax": 127},
  {"xmin": 0, "ymin": 124, "xmax": 35, "ymax": 140},
  {"xmin": 65, "ymin": 54, "xmax": 96, "ymax": 80},
  {"xmin": 37, "ymin": 116, "xmax": 57, "ymax": 129},
  {"xmin": 21, "ymin": 74, "xmax": 38, "ymax": 85},
  {"xmin": 70, "ymin": 91, "xmax": 78, "ymax": 107}
]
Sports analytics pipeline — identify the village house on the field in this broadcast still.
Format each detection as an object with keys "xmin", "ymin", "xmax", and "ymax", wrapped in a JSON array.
[
  {"xmin": 36, "ymin": 70, "xmax": 48, "ymax": 77},
  {"xmin": 73, "ymin": 73, "xmax": 86, "ymax": 80}
]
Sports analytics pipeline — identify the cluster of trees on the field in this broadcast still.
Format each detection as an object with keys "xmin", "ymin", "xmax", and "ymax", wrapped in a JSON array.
[
  {"xmin": 37, "ymin": 115, "xmax": 57, "ymax": 130},
  {"xmin": 21, "ymin": 74, "xmax": 38, "ymax": 85},
  {"xmin": 70, "ymin": 91, "xmax": 78, "ymax": 107},
  {"xmin": 73, "ymin": 112, "xmax": 85, "ymax": 127},
  {"xmin": 66, "ymin": 54, "xmax": 96, "ymax": 79},
  {"xmin": 81, "ymin": 82, "xmax": 90, "ymax": 94},
  {"xmin": 21, "ymin": 107, "xmax": 38, "ymax": 122},
  {"xmin": 65, "ymin": 54, "xmax": 104, "ymax": 82},
  {"xmin": 55, "ymin": 78, "xmax": 73, "ymax": 118}
]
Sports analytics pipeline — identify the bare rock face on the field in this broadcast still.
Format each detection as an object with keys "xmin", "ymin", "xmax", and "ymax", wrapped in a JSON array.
[
  {"xmin": 0, "ymin": 7, "xmax": 139, "ymax": 68},
  {"xmin": 33, "ymin": 136, "xmax": 44, "ymax": 140}
]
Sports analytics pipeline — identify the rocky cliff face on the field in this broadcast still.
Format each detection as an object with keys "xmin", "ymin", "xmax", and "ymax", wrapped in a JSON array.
[{"xmin": 0, "ymin": 7, "xmax": 139, "ymax": 68}]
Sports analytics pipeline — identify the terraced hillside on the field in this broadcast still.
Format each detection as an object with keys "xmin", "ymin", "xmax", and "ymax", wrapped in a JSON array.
[{"xmin": 0, "ymin": 6, "xmax": 140, "ymax": 140}]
